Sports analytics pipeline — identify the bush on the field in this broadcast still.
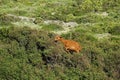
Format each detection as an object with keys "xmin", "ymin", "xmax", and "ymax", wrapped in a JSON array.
[
  {"xmin": 41, "ymin": 24, "xmax": 64, "ymax": 31},
  {"xmin": 0, "ymin": 0, "xmax": 120, "ymax": 79},
  {"xmin": 109, "ymin": 26, "xmax": 120, "ymax": 35}
]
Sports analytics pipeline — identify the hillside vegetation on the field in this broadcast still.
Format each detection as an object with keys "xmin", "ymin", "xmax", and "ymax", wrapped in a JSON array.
[{"xmin": 0, "ymin": 0, "xmax": 120, "ymax": 80}]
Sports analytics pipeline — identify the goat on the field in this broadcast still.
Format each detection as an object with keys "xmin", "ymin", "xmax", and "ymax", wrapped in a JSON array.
[{"xmin": 55, "ymin": 35, "xmax": 81, "ymax": 53}]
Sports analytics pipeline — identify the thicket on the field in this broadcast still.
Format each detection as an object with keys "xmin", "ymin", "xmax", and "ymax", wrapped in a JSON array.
[
  {"xmin": 0, "ymin": 27, "xmax": 120, "ymax": 80},
  {"xmin": 0, "ymin": 0, "xmax": 120, "ymax": 80},
  {"xmin": 0, "ymin": 0, "xmax": 120, "ymax": 22}
]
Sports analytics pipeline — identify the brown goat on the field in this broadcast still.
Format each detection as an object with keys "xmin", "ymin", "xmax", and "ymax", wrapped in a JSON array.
[{"xmin": 55, "ymin": 35, "xmax": 81, "ymax": 53}]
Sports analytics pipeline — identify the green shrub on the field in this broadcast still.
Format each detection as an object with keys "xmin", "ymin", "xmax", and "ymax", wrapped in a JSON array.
[
  {"xmin": 0, "ymin": 0, "xmax": 120, "ymax": 79},
  {"xmin": 41, "ymin": 24, "xmax": 64, "ymax": 31},
  {"xmin": 109, "ymin": 26, "xmax": 120, "ymax": 35}
]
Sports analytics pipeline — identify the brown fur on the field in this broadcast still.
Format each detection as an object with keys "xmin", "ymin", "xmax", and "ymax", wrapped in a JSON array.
[{"xmin": 55, "ymin": 35, "xmax": 82, "ymax": 53}]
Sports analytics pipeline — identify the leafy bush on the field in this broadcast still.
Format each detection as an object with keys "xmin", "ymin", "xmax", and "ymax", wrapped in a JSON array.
[
  {"xmin": 41, "ymin": 24, "xmax": 64, "ymax": 31},
  {"xmin": 109, "ymin": 26, "xmax": 120, "ymax": 35},
  {"xmin": 0, "ymin": 0, "xmax": 120, "ymax": 80},
  {"xmin": 0, "ymin": 25, "xmax": 119, "ymax": 80}
]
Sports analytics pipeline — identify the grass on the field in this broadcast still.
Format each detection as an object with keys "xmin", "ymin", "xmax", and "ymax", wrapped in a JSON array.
[
  {"xmin": 0, "ymin": 0, "xmax": 120, "ymax": 80},
  {"xmin": 41, "ymin": 24, "xmax": 64, "ymax": 31}
]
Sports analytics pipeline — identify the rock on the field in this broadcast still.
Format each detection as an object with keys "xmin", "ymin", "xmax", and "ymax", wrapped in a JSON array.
[
  {"xmin": 43, "ymin": 20, "xmax": 78, "ymax": 28},
  {"xmin": 5, "ymin": 14, "xmax": 35, "ymax": 22},
  {"xmin": 94, "ymin": 33, "xmax": 111, "ymax": 40}
]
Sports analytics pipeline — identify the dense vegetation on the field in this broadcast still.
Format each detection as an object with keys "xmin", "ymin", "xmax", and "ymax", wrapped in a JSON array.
[{"xmin": 0, "ymin": 0, "xmax": 120, "ymax": 80}]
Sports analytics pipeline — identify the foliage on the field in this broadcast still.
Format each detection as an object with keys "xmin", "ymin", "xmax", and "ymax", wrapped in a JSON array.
[
  {"xmin": 41, "ymin": 24, "xmax": 64, "ymax": 31},
  {"xmin": 0, "ymin": 0, "xmax": 120, "ymax": 80},
  {"xmin": 0, "ymin": 26, "xmax": 119, "ymax": 80}
]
